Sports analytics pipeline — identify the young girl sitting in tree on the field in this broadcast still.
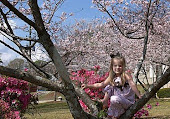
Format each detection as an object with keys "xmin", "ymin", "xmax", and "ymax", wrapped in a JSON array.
[{"xmin": 82, "ymin": 53, "xmax": 141, "ymax": 119}]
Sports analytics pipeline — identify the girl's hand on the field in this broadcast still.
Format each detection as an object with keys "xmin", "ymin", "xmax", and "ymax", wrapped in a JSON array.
[
  {"xmin": 81, "ymin": 84, "xmax": 87, "ymax": 89},
  {"xmin": 135, "ymin": 95, "xmax": 142, "ymax": 101},
  {"xmin": 138, "ymin": 95, "xmax": 142, "ymax": 99}
]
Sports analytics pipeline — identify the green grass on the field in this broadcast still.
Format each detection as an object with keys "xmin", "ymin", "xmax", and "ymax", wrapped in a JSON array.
[
  {"xmin": 24, "ymin": 101, "xmax": 73, "ymax": 119},
  {"xmin": 23, "ymin": 98, "xmax": 170, "ymax": 119},
  {"xmin": 143, "ymin": 99, "xmax": 170, "ymax": 118},
  {"xmin": 36, "ymin": 91, "xmax": 65, "ymax": 101}
]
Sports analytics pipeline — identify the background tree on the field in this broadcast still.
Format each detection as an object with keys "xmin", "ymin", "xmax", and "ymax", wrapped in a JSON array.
[
  {"xmin": 7, "ymin": 58, "xmax": 25, "ymax": 70},
  {"xmin": 0, "ymin": 53, "xmax": 2, "ymax": 63}
]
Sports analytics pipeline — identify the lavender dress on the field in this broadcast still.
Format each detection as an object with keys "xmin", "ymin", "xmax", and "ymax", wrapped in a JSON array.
[{"xmin": 103, "ymin": 77, "xmax": 135, "ymax": 118}]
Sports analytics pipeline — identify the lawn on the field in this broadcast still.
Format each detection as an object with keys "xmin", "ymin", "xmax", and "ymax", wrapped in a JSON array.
[
  {"xmin": 142, "ymin": 98, "xmax": 170, "ymax": 119},
  {"xmin": 24, "ymin": 101, "xmax": 73, "ymax": 119},
  {"xmin": 23, "ymin": 98, "xmax": 170, "ymax": 119}
]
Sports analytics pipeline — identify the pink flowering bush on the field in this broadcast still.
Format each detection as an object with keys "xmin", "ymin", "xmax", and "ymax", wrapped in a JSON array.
[
  {"xmin": 0, "ymin": 75, "xmax": 31, "ymax": 118},
  {"xmin": 71, "ymin": 66, "xmax": 109, "ymax": 112}
]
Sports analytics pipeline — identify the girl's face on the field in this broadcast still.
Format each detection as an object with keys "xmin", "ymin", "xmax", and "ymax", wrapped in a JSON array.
[{"xmin": 112, "ymin": 59, "xmax": 123, "ymax": 76}]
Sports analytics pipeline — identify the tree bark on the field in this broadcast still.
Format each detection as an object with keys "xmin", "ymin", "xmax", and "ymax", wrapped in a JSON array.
[
  {"xmin": 63, "ymin": 89, "xmax": 97, "ymax": 119},
  {"xmin": 0, "ymin": 66, "xmax": 64, "ymax": 92},
  {"xmin": 73, "ymin": 84, "xmax": 99, "ymax": 115}
]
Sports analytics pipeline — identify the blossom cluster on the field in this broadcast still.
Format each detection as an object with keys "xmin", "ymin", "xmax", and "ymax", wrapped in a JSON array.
[
  {"xmin": 0, "ymin": 99, "xmax": 20, "ymax": 119},
  {"xmin": 0, "ymin": 75, "xmax": 31, "ymax": 118}
]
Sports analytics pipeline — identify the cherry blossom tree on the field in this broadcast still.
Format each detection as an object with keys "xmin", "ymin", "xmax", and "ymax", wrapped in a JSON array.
[
  {"xmin": 0, "ymin": 0, "xmax": 169, "ymax": 119},
  {"xmin": 92, "ymin": 0, "xmax": 169, "ymax": 79}
]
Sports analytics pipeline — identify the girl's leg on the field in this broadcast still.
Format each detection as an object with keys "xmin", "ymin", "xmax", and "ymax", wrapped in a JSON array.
[
  {"xmin": 108, "ymin": 95, "xmax": 132, "ymax": 118},
  {"xmin": 101, "ymin": 92, "xmax": 110, "ymax": 109}
]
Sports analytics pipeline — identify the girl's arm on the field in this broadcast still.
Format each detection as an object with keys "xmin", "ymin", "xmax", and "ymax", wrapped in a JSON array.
[
  {"xmin": 125, "ymin": 72, "xmax": 142, "ymax": 98},
  {"xmin": 81, "ymin": 76, "xmax": 110, "ymax": 89}
]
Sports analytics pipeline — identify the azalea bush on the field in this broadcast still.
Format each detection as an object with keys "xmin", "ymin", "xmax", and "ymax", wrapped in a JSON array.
[
  {"xmin": 71, "ymin": 66, "xmax": 108, "ymax": 112},
  {"xmin": 0, "ymin": 75, "xmax": 31, "ymax": 118}
]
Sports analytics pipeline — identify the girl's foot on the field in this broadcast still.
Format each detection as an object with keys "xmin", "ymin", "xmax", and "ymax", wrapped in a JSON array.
[
  {"xmin": 107, "ymin": 115, "xmax": 117, "ymax": 119},
  {"xmin": 107, "ymin": 115, "xmax": 112, "ymax": 119},
  {"xmin": 112, "ymin": 117, "xmax": 117, "ymax": 119}
]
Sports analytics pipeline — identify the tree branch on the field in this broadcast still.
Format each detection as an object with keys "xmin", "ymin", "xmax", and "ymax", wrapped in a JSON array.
[
  {"xmin": 28, "ymin": 0, "xmax": 46, "ymax": 33},
  {"xmin": 0, "ymin": 65, "xmax": 65, "ymax": 92},
  {"xmin": 151, "ymin": 60, "xmax": 170, "ymax": 67},
  {"xmin": 0, "ymin": 0, "xmax": 37, "ymax": 30},
  {"xmin": 73, "ymin": 84, "xmax": 99, "ymax": 115},
  {"xmin": 47, "ymin": 0, "xmax": 65, "ymax": 24},
  {"xmin": 0, "ymin": 39, "xmax": 50, "ymax": 78},
  {"xmin": 97, "ymin": 2, "xmax": 145, "ymax": 39},
  {"xmin": 0, "ymin": 27, "xmax": 38, "ymax": 42},
  {"xmin": 134, "ymin": 0, "xmax": 152, "ymax": 89}
]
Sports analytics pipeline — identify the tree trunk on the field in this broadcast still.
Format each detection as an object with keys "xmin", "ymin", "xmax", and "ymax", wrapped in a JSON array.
[
  {"xmin": 156, "ymin": 64, "xmax": 162, "ymax": 80},
  {"xmin": 63, "ymin": 89, "xmax": 97, "ymax": 119},
  {"xmin": 54, "ymin": 91, "xmax": 57, "ymax": 101}
]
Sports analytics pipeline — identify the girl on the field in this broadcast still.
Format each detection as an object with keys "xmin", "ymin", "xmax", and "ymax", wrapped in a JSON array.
[{"xmin": 81, "ymin": 53, "xmax": 141, "ymax": 119}]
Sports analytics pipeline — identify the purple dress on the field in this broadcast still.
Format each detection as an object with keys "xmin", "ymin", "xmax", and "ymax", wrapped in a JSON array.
[{"xmin": 103, "ymin": 77, "xmax": 135, "ymax": 118}]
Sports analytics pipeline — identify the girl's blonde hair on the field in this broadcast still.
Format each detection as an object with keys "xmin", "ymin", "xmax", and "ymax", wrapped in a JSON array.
[{"xmin": 108, "ymin": 53, "xmax": 126, "ymax": 86}]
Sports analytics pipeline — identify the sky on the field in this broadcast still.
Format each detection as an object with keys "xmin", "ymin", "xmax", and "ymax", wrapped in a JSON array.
[
  {"xmin": 57, "ymin": 0, "xmax": 105, "ymax": 21},
  {"xmin": 0, "ymin": 0, "xmax": 106, "ymax": 65}
]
